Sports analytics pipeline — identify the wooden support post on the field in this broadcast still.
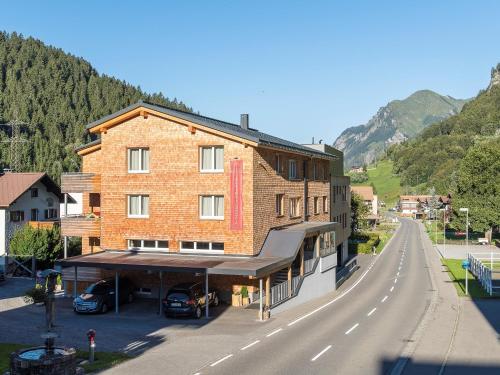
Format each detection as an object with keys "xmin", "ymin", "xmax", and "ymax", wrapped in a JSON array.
[
  {"xmin": 315, "ymin": 235, "xmax": 320, "ymax": 258},
  {"xmin": 288, "ymin": 265, "xmax": 292, "ymax": 296}
]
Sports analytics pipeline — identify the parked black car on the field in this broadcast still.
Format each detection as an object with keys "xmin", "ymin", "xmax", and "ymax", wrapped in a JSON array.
[
  {"xmin": 163, "ymin": 282, "xmax": 219, "ymax": 319},
  {"xmin": 73, "ymin": 277, "xmax": 135, "ymax": 314}
]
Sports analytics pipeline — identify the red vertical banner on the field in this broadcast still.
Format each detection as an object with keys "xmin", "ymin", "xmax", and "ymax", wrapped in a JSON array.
[{"xmin": 230, "ymin": 159, "xmax": 243, "ymax": 230}]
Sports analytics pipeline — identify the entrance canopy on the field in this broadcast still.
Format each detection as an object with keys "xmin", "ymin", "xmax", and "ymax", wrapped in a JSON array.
[{"xmin": 57, "ymin": 222, "xmax": 337, "ymax": 279}]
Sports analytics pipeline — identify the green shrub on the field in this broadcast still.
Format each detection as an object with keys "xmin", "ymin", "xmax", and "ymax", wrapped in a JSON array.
[
  {"xmin": 24, "ymin": 285, "xmax": 47, "ymax": 304},
  {"xmin": 240, "ymin": 286, "xmax": 249, "ymax": 298}
]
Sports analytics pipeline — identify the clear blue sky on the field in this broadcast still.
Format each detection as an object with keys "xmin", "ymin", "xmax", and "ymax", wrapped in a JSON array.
[{"xmin": 2, "ymin": 1, "xmax": 499, "ymax": 143}]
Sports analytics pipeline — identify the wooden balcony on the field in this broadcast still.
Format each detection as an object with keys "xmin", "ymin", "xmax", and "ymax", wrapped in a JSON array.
[
  {"xmin": 61, "ymin": 215, "xmax": 101, "ymax": 237},
  {"xmin": 61, "ymin": 173, "xmax": 101, "ymax": 193}
]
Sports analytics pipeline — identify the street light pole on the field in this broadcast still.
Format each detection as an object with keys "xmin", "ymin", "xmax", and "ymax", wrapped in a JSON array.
[
  {"xmin": 443, "ymin": 209, "xmax": 446, "ymax": 255},
  {"xmin": 459, "ymin": 207, "xmax": 469, "ymax": 254}
]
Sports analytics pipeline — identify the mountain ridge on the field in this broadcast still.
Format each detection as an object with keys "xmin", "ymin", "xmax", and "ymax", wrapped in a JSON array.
[{"xmin": 333, "ymin": 90, "xmax": 469, "ymax": 168}]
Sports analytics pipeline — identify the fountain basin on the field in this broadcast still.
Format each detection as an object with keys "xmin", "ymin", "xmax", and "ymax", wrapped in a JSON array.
[{"xmin": 9, "ymin": 346, "xmax": 78, "ymax": 375}]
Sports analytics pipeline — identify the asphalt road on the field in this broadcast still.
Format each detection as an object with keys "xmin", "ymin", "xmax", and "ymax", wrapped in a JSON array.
[{"xmin": 196, "ymin": 219, "xmax": 433, "ymax": 375}]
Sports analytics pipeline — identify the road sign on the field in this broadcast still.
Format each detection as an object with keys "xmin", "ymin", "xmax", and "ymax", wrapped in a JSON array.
[{"xmin": 462, "ymin": 260, "xmax": 470, "ymax": 270}]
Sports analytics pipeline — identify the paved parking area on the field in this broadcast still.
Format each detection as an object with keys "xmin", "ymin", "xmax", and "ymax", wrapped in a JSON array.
[
  {"xmin": 436, "ymin": 244, "xmax": 500, "ymax": 259},
  {"xmin": 0, "ymin": 277, "xmax": 259, "ymax": 354}
]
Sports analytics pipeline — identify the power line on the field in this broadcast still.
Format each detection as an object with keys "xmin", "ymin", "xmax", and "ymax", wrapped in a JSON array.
[{"xmin": 0, "ymin": 118, "xmax": 30, "ymax": 172}]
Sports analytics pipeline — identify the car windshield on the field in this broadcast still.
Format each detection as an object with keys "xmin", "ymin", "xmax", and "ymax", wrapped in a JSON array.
[
  {"xmin": 84, "ymin": 283, "xmax": 108, "ymax": 295},
  {"xmin": 167, "ymin": 291, "xmax": 190, "ymax": 301}
]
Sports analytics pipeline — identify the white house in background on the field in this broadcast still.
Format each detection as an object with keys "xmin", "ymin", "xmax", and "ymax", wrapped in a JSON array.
[{"xmin": 0, "ymin": 172, "xmax": 73, "ymax": 270}]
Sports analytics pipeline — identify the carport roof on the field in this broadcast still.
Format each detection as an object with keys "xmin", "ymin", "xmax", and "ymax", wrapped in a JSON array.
[{"xmin": 57, "ymin": 221, "xmax": 337, "ymax": 278}]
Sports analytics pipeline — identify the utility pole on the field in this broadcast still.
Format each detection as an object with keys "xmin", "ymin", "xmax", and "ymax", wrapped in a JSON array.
[{"xmin": 1, "ymin": 118, "xmax": 30, "ymax": 172}]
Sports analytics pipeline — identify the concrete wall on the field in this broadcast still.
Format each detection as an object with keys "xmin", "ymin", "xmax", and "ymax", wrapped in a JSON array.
[{"xmin": 271, "ymin": 259, "xmax": 336, "ymax": 315}]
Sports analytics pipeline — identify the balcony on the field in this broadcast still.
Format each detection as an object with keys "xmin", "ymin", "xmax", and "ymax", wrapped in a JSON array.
[
  {"xmin": 61, "ymin": 173, "xmax": 101, "ymax": 193},
  {"xmin": 61, "ymin": 215, "xmax": 100, "ymax": 237}
]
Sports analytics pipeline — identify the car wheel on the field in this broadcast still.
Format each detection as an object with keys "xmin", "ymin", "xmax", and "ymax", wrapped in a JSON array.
[
  {"xmin": 127, "ymin": 293, "xmax": 134, "ymax": 303},
  {"xmin": 101, "ymin": 303, "xmax": 108, "ymax": 314},
  {"xmin": 213, "ymin": 295, "xmax": 219, "ymax": 307},
  {"xmin": 194, "ymin": 306, "xmax": 202, "ymax": 319}
]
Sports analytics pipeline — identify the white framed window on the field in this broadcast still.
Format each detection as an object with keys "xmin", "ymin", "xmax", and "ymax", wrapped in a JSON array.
[
  {"xmin": 180, "ymin": 241, "xmax": 224, "ymax": 254},
  {"xmin": 128, "ymin": 239, "xmax": 168, "ymax": 251},
  {"xmin": 200, "ymin": 195, "xmax": 224, "ymax": 219},
  {"xmin": 275, "ymin": 154, "xmax": 282, "ymax": 174},
  {"xmin": 314, "ymin": 197, "xmax": 319, "ymax": 214},
  {"xmin": 200, "ymin": 146, "xmax": 224, "ymax": 172},
  {"xmin": 323, "ymin": 196, "xmax": 328, "ymax": 213},
  {"xmin": 289, "ymin": 197, "xmax": 300, "ymax": 218},
  {"xmin": 128, "ymin": 148, "xmax": 150, "ymax": 173},
  {"xmin": 289, "ymin": 159, "xmax": 297, "ymax": 180},
  {"xmin": 128, "ymin": 195, "xmax": 149, "ymax": 218},
  {"xmin": 276, "ymin": 194, "xmax": 284, "ymax": 216}
]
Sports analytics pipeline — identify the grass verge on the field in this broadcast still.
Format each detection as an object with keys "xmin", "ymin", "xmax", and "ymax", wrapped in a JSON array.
[
  {"xmin": 0, "ymin": 342, "xmax": 131, "ymax": 373},
  {"xmin": 441, "ymin": 259, "xmax": 497, "ymax": 298}
]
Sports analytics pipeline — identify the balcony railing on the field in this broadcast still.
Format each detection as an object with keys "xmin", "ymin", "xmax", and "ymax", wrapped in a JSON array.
[
  {"xmin": 61, "ymin": 215, "xmax": 100, "ymax": 237},
  {"xmin": 61, "ymin": 173, "xmax": 101, "ymax": 193}
]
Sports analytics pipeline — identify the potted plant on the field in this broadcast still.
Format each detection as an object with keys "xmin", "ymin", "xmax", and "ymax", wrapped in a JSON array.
[{"xmin": 241, "ymin": 286, "xmax": 249, "ymax": 306}]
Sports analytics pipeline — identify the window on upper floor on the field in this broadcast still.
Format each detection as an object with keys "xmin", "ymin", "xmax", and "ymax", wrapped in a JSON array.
[
  {"xmin": 275, "ymin": 154, "xmax": 283, "ymax": 175},
  {"xmin": 289, "ymin": 159, "xmax": 298, "ymax": 180},
  {"xmin": 30, "ymin": 188, "xmax": 38, "ymax": 198},
  {"xmin": 200, "ymin": 146, "xmax": 224, "ymax": 172},
  {"xmin": 200, "ymin": 195, "xmax": 224, "ymax": 219},
  {"xmin": 323, "ymin": 196, "xmax": 329, "ymax": 213},
  {"xmin": 314, "ymin": 197, "xmax": 320, "ymax": 215},
  {"xmin": 128, "ymin": 195, "xmax": 149, "ymax": 218},
  {"xmin": 276, "ymin": 194, "xmax": 284, "ymax": 216},
  {"xmin": 128, "ymin": 148, "xmax": 150, "ymax": 173},
  {"xmin": 10, "ymin": 210, "xmax": 24, "ymax": 222},
  {"xmin": 289, "ymin": 197, "xmax": 300, "ymax": 218}
]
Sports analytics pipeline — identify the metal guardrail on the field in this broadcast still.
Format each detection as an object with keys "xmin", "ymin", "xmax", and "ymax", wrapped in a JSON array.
[
  {"xmin": 304, "ymin": 258, "xmax": 316, "ymax": 275},
  {"xmin": 291, "ymin": 275, "xmax": 301, "ymax": 295},
  {"xmin": 270, "ymin": 280, "xmax": 290, "ymax": 306},
  {"xmin": 336, "ymin": 257, "xmax": 359, "ymax": 288}
]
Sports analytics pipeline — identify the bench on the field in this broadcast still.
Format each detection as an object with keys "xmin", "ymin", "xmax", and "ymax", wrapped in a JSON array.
[{"xmin": 478, "ymin": 238, "xmax": 489, "ymax": 245}]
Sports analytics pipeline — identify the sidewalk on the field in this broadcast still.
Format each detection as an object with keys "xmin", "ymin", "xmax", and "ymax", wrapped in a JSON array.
[{"xmin": 403, "ymin": 222, "xmax": 500, "ymax": 374}]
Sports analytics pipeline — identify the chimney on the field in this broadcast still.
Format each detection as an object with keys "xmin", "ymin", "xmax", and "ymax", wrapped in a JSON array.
[
  {"xmin": 312, "ymin": 137, "xmax": 315, "ymax": 144},
  {"xmin": 240, "ymin": 114, "xmax": 249, "ymax": 130}
]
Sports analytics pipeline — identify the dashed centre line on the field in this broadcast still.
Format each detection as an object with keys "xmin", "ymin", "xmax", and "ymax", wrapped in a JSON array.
[
  {"xmin": 240, "ymin": 340, "xmax": 260, "ymax": 351},
  {"xmin": 210, "ymin": 354, "xmax": 233, "ymax": 367},
  {"xmin": 266, "ymin": 328, "xmax": 283, "ymax": 337},
  {"xmin": 311, "ymin": 345, "xmax": 332, "ymax": 361},
  {"xmin": 381, "ymin": 295, "xmax": 388, "ymax": 303},
  {"xmin": 394, "ymin": 278, "xmax": 398, "ymax": 284},
  {"xmin": 390, "ymin": 286, "xmax": 394, "ymax": 292},
  {"xmin": 345, "ymin": 323, "xmax": 359, "ymax": 335},
  {"xmin": 367, "ymin": 307, "xmax": 377, "ymax": 316}
]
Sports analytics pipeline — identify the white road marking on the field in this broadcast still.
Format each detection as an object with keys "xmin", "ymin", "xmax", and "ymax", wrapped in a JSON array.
[
  {"xmin": 345, "ymin": 323, "xmax": 359, "ymax": 335},
  {"xmin": 287, "ymin": 245, "xmax": 388, "ymax": 327},
  {"xmin": 394, "ymin": 278, "xmax": 398, "ymax": 284},
  {"xmin": 367, "ymin": 307, "xmax": 377, "ymax": 316},
  {"xmin": 381, "ymin": 295, "xmax": 388, "ymax": 303},
  {"xmin": 399, "ymin": 266, "xmax": 401, "ymax": 270},
  {"xmin": 390, "ymin": 286, "xmax": 394, "ymax": 292},
  {"xmin": 266, "ymin": 328, "xmax": 283, "ymax": 337},
  {"xmin": 240, "ymin": 340, "xmax": 260, "ymax": 351},
  {"xmin": 397, "ymin": 272, "xmax": 400, "ymax": 276},
  {"xmin": 210, "ymin": 354, "xmax": 233, "ymax": 367},
  {"xmin": 311, "ymin": 345, "xmax": 332, "ymax": 361},
  {"xmin": 193, "ymin": 373, "xmax": 201, "ymax": 375}
]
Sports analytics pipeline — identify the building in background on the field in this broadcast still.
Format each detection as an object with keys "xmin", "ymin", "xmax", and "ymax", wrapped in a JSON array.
[
  {"xmin": 59, "ymin": 101, "xmax": 352, "ymax": 318},
  {"xmin": 0, "ymin": 172, "xmax": 72, "ymax": 271}
]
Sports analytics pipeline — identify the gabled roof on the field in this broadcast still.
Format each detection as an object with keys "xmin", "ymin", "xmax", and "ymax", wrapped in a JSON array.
[
  {"xmin": 0, "ymin": 172, "xmax": 69, "ymax": 208},
  {"xmin": 351, "ymin": 186, "xmax": 374, "ymax": 201},
  {"xmin": 82, "ymin": 101, "xmax": 336, "ymax": 160}
]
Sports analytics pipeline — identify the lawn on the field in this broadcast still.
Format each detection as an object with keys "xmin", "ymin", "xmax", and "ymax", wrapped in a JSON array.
[
  {"xmin": 352, "ymin": 160, "xmax": 401, "ymax": 208},
  {"xmin": 441, "ymin": 259, "xmax": 497, "ymax": 298},
  {"xmin": 0, "ymin": 343, "xmax": 131, "ymax": 373}
]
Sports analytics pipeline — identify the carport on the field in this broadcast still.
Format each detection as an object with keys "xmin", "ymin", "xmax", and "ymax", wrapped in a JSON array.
[{"xmin": 57, "ymin": 250, "xmax": 285, "ymax": 319}]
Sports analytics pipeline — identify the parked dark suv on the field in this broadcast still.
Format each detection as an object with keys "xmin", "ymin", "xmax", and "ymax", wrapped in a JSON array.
[
  {"xmin": 73, "ymin": 277, "xmax": 135, "ymax": 314},
  {"xmin": 163, "ymin": 282, "xmax": 219, "ymax": 319}
]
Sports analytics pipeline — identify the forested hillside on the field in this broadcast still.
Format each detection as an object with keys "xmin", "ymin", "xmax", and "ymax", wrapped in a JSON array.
[
  {"xmin": 388, "ymin": 64, "xmax": 500, "ymax": 194},
  {"xmin": 0, "ymin": 32, "xmax": 191, "ymax": 181}
]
